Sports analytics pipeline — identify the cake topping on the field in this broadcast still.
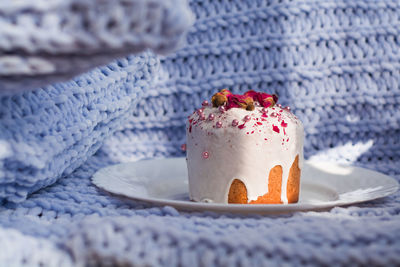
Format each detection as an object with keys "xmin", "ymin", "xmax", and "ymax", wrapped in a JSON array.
[
  {"xmin": 202, "ymin": 151, "xmax": 209, "ymax": 159},
  {"xmin": 188, "ymin": 89, "xmax": 297, "ymax": 137},
  {"xmin": 226, "ymin": 94, "xmax": 255, "ymax": 111},
  {"xmin": 212, "ymin": 93, "xmax": 228, "ymax": 107},
  {"xmin": 181, "ymin": 144, "xmax": 186, "ymax": 151},
  {"xmin": 211, "ymin": 89, "xmax": 277, "ymax": 111}
]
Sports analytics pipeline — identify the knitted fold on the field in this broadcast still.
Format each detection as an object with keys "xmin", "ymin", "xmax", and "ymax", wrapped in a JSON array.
[
  {"xmin": 0, "ymin": 0, "xmax": 193, "ymax": 93},
  {"xmin": 0, "ymin": 53, "xmax": 159, "ymax": 203}
]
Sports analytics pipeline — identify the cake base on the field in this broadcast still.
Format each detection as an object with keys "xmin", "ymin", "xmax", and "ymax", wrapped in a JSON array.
[{"xmin": 228, "ymin": 155, "xmax": 300, "ymax": 204}]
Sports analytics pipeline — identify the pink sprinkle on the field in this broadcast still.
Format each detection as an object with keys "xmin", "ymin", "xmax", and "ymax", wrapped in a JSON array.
[
  {"xmin": 238, "ymin": 123, "xmax": 246, "ymax": 129},
  {"xmin": 270, "ymin": 112, "xmax": 277, "ymax": 117},
  {"xmin": 181, "ymin": 144, "xmax": 186, "ymax": 151},
  {"xmin": 208, "ymin": 113, "xmax": 215, "ymax": 121},
  {"xmin": 272, "ymin": 125, "xmax": 280, "ymax": 133},
  {"xmin": 202, "ymin": 100, "xmax": 209, "ymax": 106},
  {"xmin": 232, "ymin": 119, "xmax": 239, "ymax": 126},
  {"xmin": 285, "ymin": 106, "xmax": 291, "ymax": 112},
  {"xmin": 216, "ymin": 121, "xmax": 222, "ymax": 128},
  {"xmin": 202, "ymin": 151, "xmax": 209, "ymax": 159},
  {"xmin": 219, "ymin": 106, "xmax": 226, "ymax": 113},
  {"xmin": 244, "ymin": 115, "xmax": 251, "ymax": 122},
  {"xmin": 197, "ymin": 108, "xmax": 204, "ymax": 115}
]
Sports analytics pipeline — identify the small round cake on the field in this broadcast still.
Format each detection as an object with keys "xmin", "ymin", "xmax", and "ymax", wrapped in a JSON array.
[{"xmin": 185, "ymin": 89, "xmax": 304, "ymax": 204}]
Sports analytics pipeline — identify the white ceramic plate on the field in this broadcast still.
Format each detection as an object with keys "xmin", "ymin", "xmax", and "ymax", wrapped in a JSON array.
[{"xmin": 92, "ymin": 158, "xmax": 399, "ymax": 214}]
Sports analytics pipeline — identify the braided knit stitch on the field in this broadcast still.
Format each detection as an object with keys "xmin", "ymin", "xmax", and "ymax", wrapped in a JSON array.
[
  {"xmin": 0, "ymin": 0, "xmax": 193, "ymax": 93},
  {"xmin": 0, "ymin": 0, "xmax": 400, "ymax": 266}
]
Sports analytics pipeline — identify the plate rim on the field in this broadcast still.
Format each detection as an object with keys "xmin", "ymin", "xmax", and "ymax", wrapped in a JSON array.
[{"xmin": 92, "ymin": 157, "xmax": 399, "ymax": 213}]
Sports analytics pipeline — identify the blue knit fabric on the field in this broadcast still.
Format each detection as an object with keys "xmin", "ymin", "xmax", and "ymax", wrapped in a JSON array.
[
  {"xmin": 1, "ymin": 0, "xmax": 400, "ymax": 266},
  {"xmin": 0, "ymin": 0, "xmax": 194, "ymax": 93},
  {"xmin": 0, "ymin": 53, "xmax": 159, "ymax": 202}
]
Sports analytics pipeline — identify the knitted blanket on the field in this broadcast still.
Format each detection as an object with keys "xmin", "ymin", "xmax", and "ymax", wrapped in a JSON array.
[
  {"xmin": 0, "ymin": 0, "xmax": 193, "ymax": 93},
  {"xmin": 1, "ymin": 0, "xmax": 400, "ymax": 266}
]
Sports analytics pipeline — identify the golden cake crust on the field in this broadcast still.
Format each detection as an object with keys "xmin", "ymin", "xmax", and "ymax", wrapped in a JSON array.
[{"xmin": 228, "ymin": 155, "xmax": 300, "ymax": 204}]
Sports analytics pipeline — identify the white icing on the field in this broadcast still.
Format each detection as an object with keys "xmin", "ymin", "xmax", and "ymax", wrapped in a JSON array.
[{"xmin": 186, "ymin": 105, "xmax": 304, "ymax": 204}]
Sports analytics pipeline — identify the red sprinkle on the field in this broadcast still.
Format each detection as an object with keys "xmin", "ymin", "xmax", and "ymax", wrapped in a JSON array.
[
  {"xmin": 272, "ymin": 125, "xmax": 280, "ymax": 133},
  {"xmin": 189, "ymin": 125, "xmax": 192, "ymax": 133},
  {"xmin": 281, "ymin": 120, "xmax": 288, "ymax": 128},
  {"xmin": 262, "ymin": 113, "xmax": 268, "ymax": 118},
  {"xmin": 251, "ymin": 131, "xmax": 254, "ymax": 134},
  {"xmin": 256, "ymin": 122, "xmax": 262, "ymax": 125},
  {"xmin": 238, "ymin": 123, "xmax": 246, "ymax": 129}
]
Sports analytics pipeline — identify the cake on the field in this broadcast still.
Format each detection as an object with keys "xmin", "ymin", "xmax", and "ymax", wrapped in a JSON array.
[{"xmin": 185, "ymin": 89, "xmax": 304, "ymax": 204}]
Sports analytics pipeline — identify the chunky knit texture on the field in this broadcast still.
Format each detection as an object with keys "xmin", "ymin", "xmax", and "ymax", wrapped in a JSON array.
[
  {"xmin": 0, "ymin": 0, "xmax": 193, "ymax": 93},
  {"xmin": 1, "ymin": 0, "xmax": 400, "ymax": 266},
  {"xmin": 0, "ymin": 53, "xmax": 159, "ymax": 203}
]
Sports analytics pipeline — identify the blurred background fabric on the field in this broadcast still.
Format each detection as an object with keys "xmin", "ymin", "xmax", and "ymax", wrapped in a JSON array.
[
  {"xmin": 0, "ymin": 0, "xmax": 193, "ymax": 93},
  {"xmin": 0, "ymin": 0, "xmax": 400, "ymax": 266}
]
